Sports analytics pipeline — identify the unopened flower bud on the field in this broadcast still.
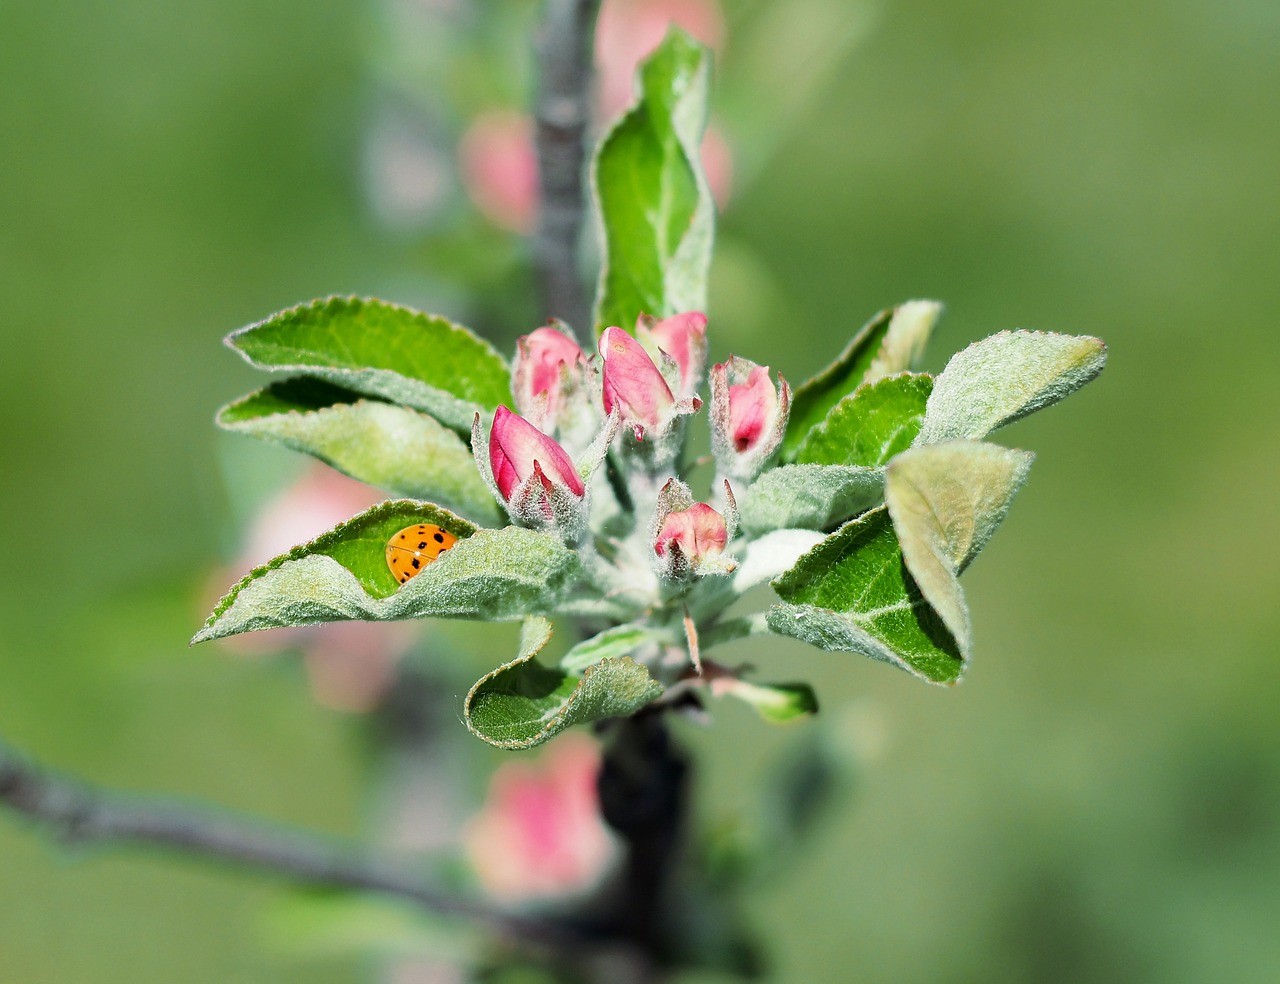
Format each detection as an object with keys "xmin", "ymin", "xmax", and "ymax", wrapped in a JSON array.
[
  {"xmin": 599, "ymin": 326, "xmax": 676, "ymax": 439},
  {"xmin": 512, "ymin": 324, "xmax": 593, "ymax": 448},
  {"xmin": 650, "ymin": 478, "xmax": 737, "ymax": 580},
  {"xmin": 636, "ymin": 311, "xmax": 708, "ymax": 400},
  {"xmin": 710, "ymin": 356, "xmax": 790, "ymax": 480}
]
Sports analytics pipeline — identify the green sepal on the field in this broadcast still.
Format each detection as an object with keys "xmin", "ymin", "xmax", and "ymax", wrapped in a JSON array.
[
  {"xmin": 217, "ymin": 378, "xmax": 505, "ymax": 527},
  {"xmin": 767, "ymin": 506, "xmax": 966, "ymax": 685},
  {"xmin": 782, "ymin": 301, "xmax": 941, "ymax": 461},
  {"xmin": 465, "ymin": 618, "xmax": 664, "ymax": 749},
  {"xmin": 592, "ymin": 28, "xmax": 714, "ymax": 332},
  {"xmin": 794, "ymin": 372, "xmax": 933, "ymax": 467},
  {"xmin": 916, "ymin": 330, "xmax": 1106, "ymax": 444},
  {"xmin": 225, "ymin": 296, "xmax": 511, "ymax": 433},
  {"xmin": 193, "ymin": 503, "xmax": 582, "ymax": 643}
]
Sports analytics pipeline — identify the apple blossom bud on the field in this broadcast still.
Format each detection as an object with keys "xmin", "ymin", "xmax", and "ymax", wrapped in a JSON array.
[
  {"xmin": 489, "ymin": 405, "xmax": 585, "ymax": 503},
  {"xmin": 636, "ymin": 311, "xmax": 708, "ymax": 399},
  {"xmin": 710, "ymin": 356, "xmax": 791, "ymax": 480},
  {"xmin": 649, "ymin": 478, "xmax": 737, "ymax": 580},
  {"xmin": 512, "ymin": 324, "xmax": 589, "ymax": 435},
  {"xmin": 599, "ymin": 326, "xmax": 675, "ymax": 438},
  {"xmin": 655, "ymin": 503, "xmax": 727, "ymax": 564}
]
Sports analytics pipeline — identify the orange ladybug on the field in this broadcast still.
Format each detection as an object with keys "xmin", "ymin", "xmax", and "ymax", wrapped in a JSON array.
[{"xmin": 386, "ymin": 523, "xmax": 457, "ymax": 584}]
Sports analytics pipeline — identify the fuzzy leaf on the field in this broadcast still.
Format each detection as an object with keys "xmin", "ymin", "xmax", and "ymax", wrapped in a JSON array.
[
  {"xmin": 737, "ymin": 464, "xmax": 885, "ymax": 535},
  {"xmin": 592, "ymin": 29, "xmax": 714, "ymax": 333},
  {"xmin": 916, "ymin": 330, "xmax": 1106, "ymax": 444},
  {"xmin": 559, "ymin": 623, "xmax": 656, "ymax": 674},
  {"xmin": 885, "ymin": 440, "xmax": 1033, "ymax": 648},
  {"xmin": 782, "ymin": 301, "xmax": 941, "ymax": 460},
  {"xmin": 193, "ymin": 503, "xmax": 581, "ymax": 643},
  {"xmin": 767, "ymin": 506, "xmax": 966, "ymax": 684},
  {"xmin": 732, "ymin": 529, "xmax": 826, "ymax": 594},
  {"xmin": 465, "ymin": 618, "xmax": 664, "ymax": 749},
  {"xmin": 218, "ymin": 378, "xmax": 504, "ymax": 527},
  {"xmin": 794, "ymin": 373, "xmax": 933, "ymax": 468},
  {"xmin": 225, "ymin": 296, "xmax": 511, "ymax": 434}
]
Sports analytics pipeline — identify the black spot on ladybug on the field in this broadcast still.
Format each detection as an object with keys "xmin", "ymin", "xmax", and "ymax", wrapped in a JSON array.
[
  {"xmin": 418, "ymin": 541, "xmax": 427, "ymax": 548},
  {"xmin": 411, "ymin": 559, "xmax": 420, "ymax": 569},
  {"xmin": 433, "ymin": 532, "xmax": 445, "ymax": 543}
]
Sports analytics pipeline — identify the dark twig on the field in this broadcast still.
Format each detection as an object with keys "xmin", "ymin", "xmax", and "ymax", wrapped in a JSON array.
[
  {"xmin": 0, "ymin": 740, "xmax": 570, "ymax": 950},
  {"xmin": 533, "ymin": 0, "xmax": 601, "ymax": 335}
]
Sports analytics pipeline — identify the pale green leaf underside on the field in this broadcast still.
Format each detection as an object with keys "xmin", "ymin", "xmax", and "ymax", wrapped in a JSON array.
[
  {"xmin": 193, "ymin": 504, "xmax": 580, "ymax": 643},
  {"xmin": 737, "ymin": 464, "xmax": 885, "ymax": 535},
  {"xmin": 225, "ymin": 296, "xmax": 511, "ymax": 433},
  {"xmin": 917, "ymin": 330, "xmax": 1106, "ymax": 444},
  {"xmin": 795, "ymin": 372, "xmax": 934, "ymax": 468},
  {"xmin": 559, "ymin": 622, "xmax": 656, "ymax": 674},
  {"xmin": 465, "ymin": 618, "xmax": 664, "ymax": 749},
  {"xmin": 592, "ymin": 29, "xmax": 714, "ymax": 332},
  {"xmin": 719, "ymin": 679, "xmax": 819, "ymax": 723},
  {"xmin": 885, "ymin": 441, "xmax": 1034, "ymax": 651},
  {"xmin": 768, "ymin": 506, "xmax": 966, "ymax": 684},
  {"xmin": 218, "ymin": 378, "xmax": 504, "ymax": 527},
  {"xmin": 782, "ymin": 301, "xmax": 941, "ymax": 461}
]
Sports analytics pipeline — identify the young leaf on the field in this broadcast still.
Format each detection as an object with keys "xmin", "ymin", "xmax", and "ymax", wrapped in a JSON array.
[
  {"xmin": 225, "ymin": 296, "xmax": 511, "ymax": 433},
  {"xmin": 715, "ymin": 679, "xmax": 819, "ymax": 723},
  {"xmin": 794, "ymin": 372, "xmax": 933, "ymax": 468},
  {"xmin": 737, "ymin": 464, "xmax": 885, "ymax": 535},
  {"xmin": 559, "ymin": 622, "xmax": 657, "ymax": 674},
  {"xmin": 782, "ymin": 300, "xmax": 941, "ymax": 460},
  {"xmin": 465, "ymin": 618, "xmax": 664, "ymax": 749},
  {"xmin": 884, "ymin": 440, "xmax": 1033, "ymax": 648},
  {"xmin": 916, "ymin": 330, "xmax": 1106, "ymax": 445},
  {"xmin": 592, "ymin": 29, "xmax": 714, "ymax": 333},
  {"xmin": 218, "ymin": 378, "xmax": 505, "ymax": 527},
  {"xmin": 192, "ymin": 503, "xmax": 581, "ymax": 643},
  {"xmin": 767, "ymin": 506, "xmax": 966, "ymax": 684}
]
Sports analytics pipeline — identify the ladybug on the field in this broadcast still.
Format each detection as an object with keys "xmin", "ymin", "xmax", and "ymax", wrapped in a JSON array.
[{"xmin": 386, "ymin": 523, "xmax": 457, "ymax": 585}]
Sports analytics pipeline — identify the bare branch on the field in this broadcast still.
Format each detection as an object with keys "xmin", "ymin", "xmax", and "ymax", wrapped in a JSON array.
[
  {"xmin": 533, "ymin": 0, "xmax": 601, "ymax": 336},
  {"xmin": 0, "ymin": 740, "xmax": 571, "ymax": 950}
]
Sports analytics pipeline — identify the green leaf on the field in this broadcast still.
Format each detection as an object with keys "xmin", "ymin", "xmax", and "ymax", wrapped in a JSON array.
[
  {"xmin": 884, "ymin": 440, "xmax": 1033, "ymax": 648},
  {"xmin": 192, "ymin": 503, "xmax": 582, "ymax": 643},
  {"xmin": 916, "ymin": 330, "xmax": 1106, "ymax": 444},
  {"xmin": 592, "ymin": 29, "xmax": 714, "ymax": 332},
  {"xmin": 465, "ymin": 618, "xmax": 664, "ymax": 749},
  {"xmin": 767, "ymin": 506, "xmax": 966, "ymax": 684},
  {"xmin": 782, "ymin": 301, "xmax": 941, "ymax": 460},
  {"xmin": 559, "ymin": 622, "xmax": 656, "ymax": 674},
  {"xmin": 716, "ymin": 679, "xmax": 818, "ymax": 723},
  {"xmin": 793, "ymin": 373, "xmax": 933, "ymax": 468},
  {"xmin": 737, "ymin": 464, "xmax": 885, "ymax": 535},
  {"xmin": 217, "ymin": 379, "xmax": 505, "ymax": 527},
  {"xmin": 225, "ymin": 296, "xmax": 511, "ymax": 433}
]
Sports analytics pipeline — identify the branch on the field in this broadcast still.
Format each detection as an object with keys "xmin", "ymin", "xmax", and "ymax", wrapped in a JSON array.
[
  {"xmin": 0, "ymin": 740, "xmax": 571, "ymax": 950},
  {"xmin": 533, "ymin": 0, "xmax": 601, "ymax": 335}
]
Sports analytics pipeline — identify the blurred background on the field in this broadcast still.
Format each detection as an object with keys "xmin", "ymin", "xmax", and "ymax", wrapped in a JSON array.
[{"xmin": 3, "ymin": 0, "xmax": 1279, "ymax": 981}]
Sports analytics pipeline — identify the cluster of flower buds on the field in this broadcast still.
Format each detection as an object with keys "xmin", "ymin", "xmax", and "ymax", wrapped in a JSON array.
[{"xmin": 475, "ymin": 312, "xmax": 787, "ymax": 583}]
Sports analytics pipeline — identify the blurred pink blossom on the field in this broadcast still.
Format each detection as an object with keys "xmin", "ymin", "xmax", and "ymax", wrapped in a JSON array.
[
  {"xmin": 457, "ymin": 110, "xmax": 538, "ymax": 233},
  {"xmin": 464, "ymin": 733, "xmax": 618, "ymax": 903}
]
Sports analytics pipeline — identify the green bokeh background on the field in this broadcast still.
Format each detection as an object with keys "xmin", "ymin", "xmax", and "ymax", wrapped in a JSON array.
[{"xmin": 3, "ymin": 0, "xmax": 1278, "ymax": 981}]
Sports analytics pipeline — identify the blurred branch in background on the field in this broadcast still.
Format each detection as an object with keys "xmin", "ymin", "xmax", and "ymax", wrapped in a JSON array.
[
  {"xmin": 0, "ymin": 737, "xmax": 571, "ymax": 950},
  {"xmin": 533, "ymin": 0, "xmax": 601, "ymax": 333}
]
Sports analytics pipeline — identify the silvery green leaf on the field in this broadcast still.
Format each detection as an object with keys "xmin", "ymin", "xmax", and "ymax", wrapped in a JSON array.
[
  {"xmin": 738, "ymin": 464, "xmax": 885, "ymax": 535},
  {"xmin": 559, "ymin": 622, "xmax": 658, "ymax": 674},
  {"xmin": 217, "ymin": 379, "xmax": 504, "ymax": 527},
  {"xmin": 884, "ymin": 440, "xmax": 1034, "ymax": 648},
  {"xmin": 592, "ymin": 29, "xmax": 714, "ymax": 332},
  {"xmin": 782, "ymin": 301, "xmax": 941, "ymax": 460},
  {"xmin": 225, "ymin": 296, "xmax": 511, "ymax": 434},
  {"xmin": 732, "ymin": 530, "xmax": 826, "ymax": 594},
  {"xmin": 193, "ymin": 503, "xmax": 581, "ymax": 643},
  {"xmin": 794, "ymin": 373, "xmax": 933, "ymax": 468},
  {"xmin": 768, "ymin": 506, "xmax": 966, "ymax": 684},
  {"xmin": 916, "ymin": 330, "xmax": 1106, "ymax": 444},
  {"xmin": 716, "ymin": 679, "xmax": 819, "ymax": 723},
  {"xmin": 465, "ymin": 618, "xmax": 664, "ymax": 749}
]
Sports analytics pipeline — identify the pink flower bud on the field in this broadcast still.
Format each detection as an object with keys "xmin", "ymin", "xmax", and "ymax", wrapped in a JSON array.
[
  {"xmin": 654, "ymin": 502, "xmax": 728, "ymax": 564},
  {"xmin": 599, "ymin": 326, "xmax": 675, "ymax": 436},
  {"xmin": 637, "ymin": 311, "xmax": 708, "ymax": 398},
  {"xmin": 489, "ymin": 406, "xmax": 585, "ymax": 502},
  {"xmin": 457, "ymin": 111, "xmax": 538, "ymax": 234},
  {"xmin": 513, "ymin": 325, "xmax": 588, "ymax": 430},
  {"xmin": 710, "ymin": 357, "xmax": 791, "ymax": 479}
]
